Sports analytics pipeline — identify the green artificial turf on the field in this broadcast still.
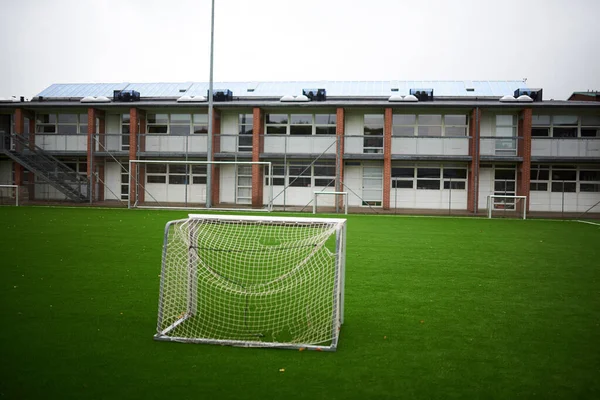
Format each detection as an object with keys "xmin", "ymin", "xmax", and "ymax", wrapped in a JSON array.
[{"xmin": 0, "ymin": 207, "xmax": 599, "ymax": 399}]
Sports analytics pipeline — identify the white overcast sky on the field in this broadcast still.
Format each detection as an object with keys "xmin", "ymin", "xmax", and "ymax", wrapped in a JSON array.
[{"xmin": 1, "ymin": 0, "xmax": 599, "ymax": 100}]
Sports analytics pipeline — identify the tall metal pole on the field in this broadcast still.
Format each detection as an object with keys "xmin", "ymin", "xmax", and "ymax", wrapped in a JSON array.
[{"xmin": 206, "ymin": 0, "xmax": 215, "ymax": 208}]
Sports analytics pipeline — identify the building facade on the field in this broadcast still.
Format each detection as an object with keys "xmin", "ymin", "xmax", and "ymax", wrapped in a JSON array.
[{"xmin": 0, "ymin": 81, "xmax": 599, "ymax": 215}]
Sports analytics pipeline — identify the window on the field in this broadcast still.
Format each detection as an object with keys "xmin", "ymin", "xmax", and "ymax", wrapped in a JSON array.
[
  {"xmin": 530, "ymin": 165, "xmax": 549, "ymax": 191},
  {"xmin": 581, "ymin": 116, "xmax": 600, "ymax": 137},
  {"xmin": 236, "ymin": 165, "xmax": 252, "ymax": 204},
  {"xmin": 290, "ymin": 114, "xmax": 312, "ymax": 135},
  {"xmin": 315, "ymin": 114, "xmax": 337, "ymax": 135},
  {"xmin": 264, "ymin": 160, "xmax": 335, "ymax": 188},
  {"xmin": 417, "ymin": 115, "xmax": 442, "ymax": 137},
  {"xmin": 238, "ymin": 114, "xmax": 253, "ymax": 152},
  {"xmin": 121, "ymin": 114, "xmax": 130, "ymax": 151},
  {"xmin": 391, "ymin": 164, "xmax": 467, "ymax": 191},
  {"xmin": 146, "ymin": 163, "xmax": 167, "ymax": 184},
  {"xmin": 495, "ymin": 115, "xmax": 517, "ymax": 155},
  {"xmin": 532, "ymin": 115, "xmax": 550, "ymax": 137},
  {"xmin": 264, "ymin": 113, "xmax": 337, "ymax": 135},
  {"xmin": 288, "ymin": 161, "xmax": 311, "ymax": 187},
  {"xmin": 364, "ymin": 114, "xmax": 384, "ymax": 153},
  {"xmin": 551, "ymin": 166, "xmax": 576, "ymax": 192},
  {"xmin": 392, "ymin": 114, "xmax": 467, "ymax": 136},
  {"xmin": 265, "ymin": 114, "xmax": 287, "ymax": 134},
  {"xmin": 552, "ymin": 116, "xmax": 578, "ymax": 138},
  {"xmin": 36, "ymin": 113, "xmax": 87, "ymax": 134},
  {"xmin": 145, "ymin": 113, "xmax": 207, "ymax": 135}
]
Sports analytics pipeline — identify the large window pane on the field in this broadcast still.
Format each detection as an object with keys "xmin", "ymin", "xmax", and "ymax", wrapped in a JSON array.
[
  {"xmin": 417, "ymin": 168, "xmax": 440, "ymax": 178},
  {"xmin": 419, "ymin": 115, "xmax": 442, "ymax": 125},
  {"xmin": 170, "ymin": 125, "xmax": 190, "ymax": 135},
  {"xmin": 364, "ymin": 114, "xmax": 384, "ymax": 125},
  {"xmin": 393, "ymin": 126, "xmax": 414, "ymax": 136},
  {"xmin": 171, "ymin": 114, "xmax": 191, "ymax": 124},
  {"xmin": 418, "ymin": 126, "xmax": 442, "ymax": 136},
  {"xmin": 553, "ymin": 115, "xmax": 578, "ymax": 125},
  {"xmin": 290, "ymin": 114, "xmax": 312, "ymax": 124},
  {"xmin": 417, "ymin": 180, "xmax": 440, "ymax": 190},
  {"xmin": 443, "ymin": 168, "xmax": 467, "ymax": 179},
  {"xmin": 495, "ymin": 170, "xmax": 515, "ymax": 180},
  {"xmin": 579, "ymin": 170, "xmax": 600, "ymax": 181},
  {"xmin": 315, "ymin": 126, "xmax": 336, "ymax": 135},
  {"xmin": 445, "ymin": 127, "xmax": 467, "ymax": 136},
  {"xmin": 58, "ymin": 114, "xmax": 78, "ymax": 123},
  {"xmin": 444, "ymin": 115, "xmax": 466, "ymax": 125},
  {"xmin": 147, "ymin": 114, "xmax": 168, "ymax": 124},
  {"xmin": 392, "ymin": 167, "xmax": 413, "ymax": 178},
  {"xmin": 551, "ymin": 182, "xmax": 576, "ymax": 192},
  {"xmin": 315, "ymin": 114, "xmax": 336, "ymax": 124},
  {"xmin": 532, "ymin": 115, "xmax": 551, "ymax": 125},
  {"xmin": 552, "ymin": 170, "xmax": 576, "ymax": 181},
  {"xmin": 290, "ymin": 125, "xmax": 312, "ymax": 135},
  {"xmin": 266, "ymin": 114, "xmax": 287, "ymax": 124},
  {"xmin": 393, "ymin": 180, "xmax": 413, "ymax": 189},
  {"xmin": 393, "ymin": 114, "xmax": 416, "ymax": 125}
]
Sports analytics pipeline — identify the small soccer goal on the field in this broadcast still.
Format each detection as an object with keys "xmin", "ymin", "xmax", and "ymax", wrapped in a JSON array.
[
  {"xmin": 313, "ymin": 191, "xmax": 348, "ymax": 214},
  {"xmin": 487, "ymin": 195, "xmax": 527, "ymax": 219},
  {"xmin": 128, "ymin": 160, "xmax": 273, "ymax": 211},
  {"xmin": 154, "ymin": 214, "xmax": 347, "ymax": 351},
  {"xmin": 0, "ymin": 185, "xmax": 19, "ymax": 206}
]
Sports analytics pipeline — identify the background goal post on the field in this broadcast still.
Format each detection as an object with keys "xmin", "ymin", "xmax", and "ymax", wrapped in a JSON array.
[
  {"xmin": 313, "ymin": 191, "xmax": 348, "ymax": 214},
  {"xmin": 0, "ymin": 185, "xmax": 19, "ymax": 206},
  {"xmin": 487, "ymin": 195, "xmax": 527, "ymax": 219},
  {"xmin": 155, "ymin": 214, "xmax": 347, "ymax": 351},
  {"xmin": 128, "ymin": 160, "xmax": 272, "ymax": 211}
]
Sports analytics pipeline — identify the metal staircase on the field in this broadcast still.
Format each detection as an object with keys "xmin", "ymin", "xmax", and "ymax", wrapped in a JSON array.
[{"xmin": 1, "ymin": 133, "xmax": 89, "ymax": 202}]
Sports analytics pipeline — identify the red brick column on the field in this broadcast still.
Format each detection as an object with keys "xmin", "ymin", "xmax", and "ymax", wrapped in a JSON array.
[
  {"xmin": 13, "ymin": 109, "xmax": 25, "ymax": 188},
  {"xmin": 87, "ymin": 108, "xmax": 106, "ymax": 202},
  {"xmin": 211, "ymin": 109, "xmax": 221, "ymax": 206},
  {"xmin": 251, "ymin": 107, "xmax": 264, "ymax": 208},
  {"xmin": 137, "ymin": 111, "xmax": 146, "ymax": 203},
  {"xmin": 383, "ymin": 108, "xmax": 392, "ymax": 210},
  {"xmin": 467, "ymin": 108, "xmax": 482, "ymax": 213},
  {"xmin": 335, "ymin": 107, "xmax": 345, "ymax": 209},
  {"xmin": 517, "ymin": 108, "xmax": 532, "ymax": 213},
  {"xmin": 27, "ymin": 111, "xmax": 36, "ymax": 200},
  {"xmin": 129, "ymin": 108, "xmax": 139, "ymax": 203}
]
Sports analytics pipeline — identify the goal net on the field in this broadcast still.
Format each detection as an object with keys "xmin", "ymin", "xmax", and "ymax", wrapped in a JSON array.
[
  {"xmin": 487, "ymin": 195, "xmax": 527, "ymax": 219},
  {"xmin": 154, "ymin": 214, "xmax": 347, "ymax": 351},
  {"xmin": 0, "ymin": 185, "xmax": 19, "ymax": 206},
  {"xmin": 128, "ymin": 160, "xmax": 273, "ymax": 211}
]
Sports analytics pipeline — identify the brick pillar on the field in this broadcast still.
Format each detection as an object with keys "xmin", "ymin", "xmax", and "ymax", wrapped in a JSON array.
[
  {"xmin": 138, "ymin": 111, "xmax": 146, "ymax": 203},
  {"xmin": 335, "ymin": 107, "xmax": 345, "ymax": 210},
  {"xmin": 27, "ymin": 112, "xmax": 36, "ymax": 200},
  {"xmin": 383, "ymin": 108, "xmax": 392, "ymax": 210},
  {"xmin": 211, "ymin": 109, "xmax": 221, "ymax": 206},
  {"xmin": 467, "ymin": 108, "xmax": 482, "ymax": 213},
  {"xmin": 14, "ymin": 109, "xmax": 25, "ymax": 188},
  {"xmin": 87, "ymin": 108, "xmax": 97, "ymax": 201},
  {"xmin": 517, "ymin": 108, "xmax": 532, "ymax": 213},
  {"xmin": 251, "ymin": 107, "xmax": 264, "ymax": 208},
  {"xmin": 129, "ymin": 107, "xmax": 139, "ymax": 203}
]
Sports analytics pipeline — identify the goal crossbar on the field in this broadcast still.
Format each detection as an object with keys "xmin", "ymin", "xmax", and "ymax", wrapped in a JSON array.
[
  {"xmin": 128, "ymin": 160, "xmax": 273, "ymax": 211},
  {"xmin": 154, "ymin": 214, "xmax": 347, "ymax": 351},
  {"xmin": 487, "ymin": 195, "xmax": 527, "ymax": 219}
]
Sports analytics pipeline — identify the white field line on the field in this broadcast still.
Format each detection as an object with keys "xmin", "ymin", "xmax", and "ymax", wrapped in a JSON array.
[{"xmin": 573, "ymin": 220, "xmax": 600, "ymax": 227}]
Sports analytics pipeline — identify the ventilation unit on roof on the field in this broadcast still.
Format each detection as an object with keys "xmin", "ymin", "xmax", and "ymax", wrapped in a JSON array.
[
  {"xmin": 409, "ymin": 88, "xmax": 434, "ymax": 102},
  {"xmin": 514, "ymin": 88, "xmax": 542, "ymax": 102},
  {"xmin": 209, "ymin": 89, "xmax": 233, "ymax": 102},
  {"xmin": 113, "ymin": 90, "xmax": 140, "ymax": 102},
  {"xmin": 302, "ymin": 88, "xmax": 326, "ymax": 101}
]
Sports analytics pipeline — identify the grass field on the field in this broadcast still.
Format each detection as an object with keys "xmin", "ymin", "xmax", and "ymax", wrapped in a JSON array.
[{"xmin": 0, "ymin": 207, "xmax": 599, "ymax": 399}]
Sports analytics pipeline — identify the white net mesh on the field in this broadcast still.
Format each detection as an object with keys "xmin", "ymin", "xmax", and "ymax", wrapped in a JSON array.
[{"xmin": 156, "ymin": 215, "xmax": 345, "ymax": 350}]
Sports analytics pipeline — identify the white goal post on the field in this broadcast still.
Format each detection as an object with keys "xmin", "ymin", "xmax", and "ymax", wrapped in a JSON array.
[
  {"xmin": 0, "ymin": 185, "xmax": 19, "ymax": 206},
  {"xmin": 313, "ymin": 191, "xmax": 348, "ymax": 214},
  {"xmin": 128, "ymin": 160, "xmax": 273, "ymax": 211},
  {"xmin": 487, "ymin": 195, "xmax": 527, "ymax": 220},
  {"xmin": 154, "ymin": 214, "xmax": 347, "ymax": 351}
]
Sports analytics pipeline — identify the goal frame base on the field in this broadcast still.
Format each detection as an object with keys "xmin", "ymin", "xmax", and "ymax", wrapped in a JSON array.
[
  {"xmin": 0, "ymin": 185, "xmax": 19, "ymax": 206},
  {"xmin": 155, "ymin": 214, "xmax": 347, "ymax": 351}
]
